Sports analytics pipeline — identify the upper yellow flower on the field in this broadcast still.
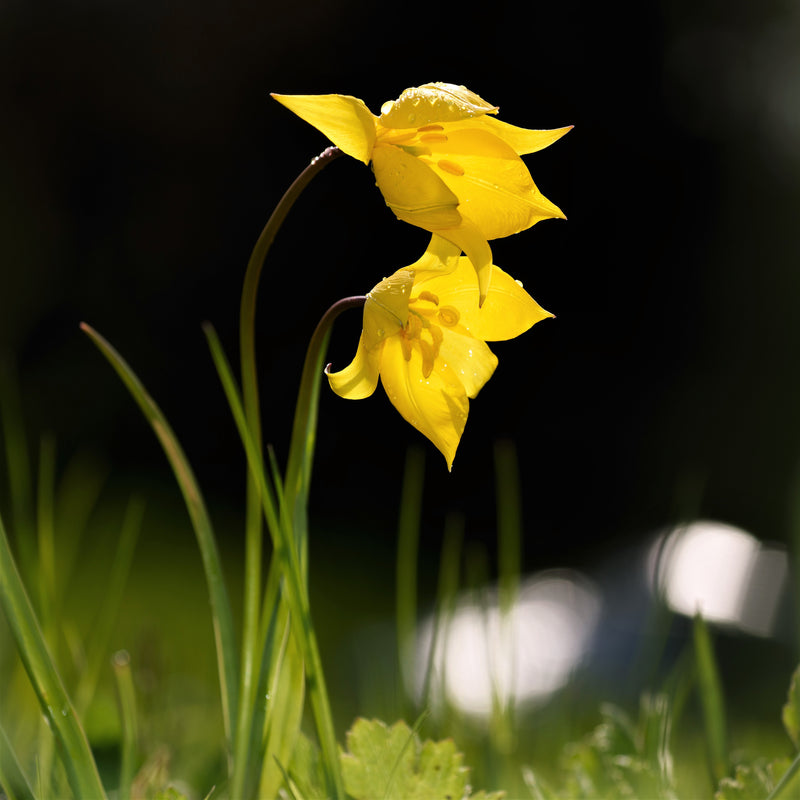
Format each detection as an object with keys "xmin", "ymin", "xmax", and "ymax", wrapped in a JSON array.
[
  {"xmin": 326, "ymin": 236, "xmax": 553, "ymax": 469},
  {"xmin": 272, "ymin": 83, "xmax": 570, "ymax": 303}
]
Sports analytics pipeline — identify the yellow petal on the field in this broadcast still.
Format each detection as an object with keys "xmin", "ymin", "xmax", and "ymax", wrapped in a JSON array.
[
  {"xmin": 364, "ymin": 268, "xmax": 415, "ymax": 342},
  {"xmin": 437, "ymin": 330, "xmax": 498, "ymax": 399},
  {"xmin": 406, "ymin": 234, "xmax": 462, "ymax": 274},
  {"xmin": 325, "ymin": 333, "xmax": 382, "ymax": 400},
  {"xmin": 416, "ymin": 256, "xmax": 553, "ymax": 340},
  {"xmin": 424, "ymin": 129, "xmax": 567, "ymax": 239},
  {"xmin": 271, "ymin": 93, "xmax": 377, "ymax": 164},
  {"xmin": 379, "ymin": 335, "xmax": 469, "ymax": 470},
  {"xmin": 328, "ymin": 270, "xmax": 414, "ymax": 399},
  {"xmin": 372, "ymin": 144, "xmax": 462, "ymax": 229},
  {"xmin": 461, "ymin": 117, "xmax": 573, "ymax": 155},
  {"xmin": 431, "ymin": 218, "xmax": 494, "ymax": 305},
  {"xmin": 464, "ymin": 263, "xmax": 553, "ymax": 341},
  {"xmin": 379, "ymin": 82, "xmax": 498, "ymax": 129},
  {"xmin": 326, "ymin": 332, "xmax": 382, "ymax": 399}
]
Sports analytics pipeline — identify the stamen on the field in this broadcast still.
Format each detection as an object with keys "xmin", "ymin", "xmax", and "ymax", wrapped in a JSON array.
[
  {"xmin": 417, "ymin": 124, "xmax": 445, "ymax": 132},
  {"xmin": 400, "ymin": 335, "xmax": 414, "ymax": 362},
  {"xmin": 437, "ymin": 159, "xmax": 465, "ymax": 177},
  {"xmin": 405, "ymin": 313, "xmax": 423, "ymax": 339},
  {"xmin": 419, "ymin": 133, "xmax": 448, "ymax": 143},
  {"xmin": 419, "ymin": 339, "xmax": 435, "ymax": 378},
  {"xmin": 398, "ymin": 144, "xmax": 432, "ymax": 157},
  {"xmin": 437, "ymin": 306, "xmax": 460, "ymax": 327},
  {"xmin": 417, "ymin": 290, "xmax": 440, "ymax": 305},
  {"xmin": 378, "ymin": 130, "xmax": 417, "ymax": 145}
]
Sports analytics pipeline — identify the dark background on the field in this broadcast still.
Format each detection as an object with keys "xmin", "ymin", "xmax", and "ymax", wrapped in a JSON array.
[{"xmin": 2, "ymin": 0, "xmax": 800, "ymax": 582}]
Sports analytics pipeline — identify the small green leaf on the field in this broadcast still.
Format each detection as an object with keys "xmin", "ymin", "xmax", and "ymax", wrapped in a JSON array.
[
  {"xmin": 341, "ymin": 718, "xmax": 500, "ymax": 800},
  {"xmin": 782, "ymin": 664, "xmax": 800, "ymax": 749},
  {"xmin": 289, "ymin": 732, "xmax": 327, "ymax": 800}
]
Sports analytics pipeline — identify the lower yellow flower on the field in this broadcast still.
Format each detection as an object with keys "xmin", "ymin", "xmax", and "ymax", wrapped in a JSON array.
[{"xmin": 326, "ymin": 237, "xmax": 552, "ymax": 469}]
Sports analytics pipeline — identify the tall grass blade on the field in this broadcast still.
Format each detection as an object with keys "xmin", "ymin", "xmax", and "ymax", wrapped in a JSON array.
[
  {"xmin": 0, "ymin": 720, "xmax": 37, "ymax": 800},
  {"xmin": 259, "ymin": 620, "xmax": 305, "ymax": 800},
  {"xmin": 51, "ymin": 450, "xmax": 107, "ymax": 607},
  {"xmin": 396, "ymin": 446, "xmax": 425, "ymax": 704},
  {"xmin": 75, "ymin": 496, "xmax": 144, "ymax": 714},
  {"xmin": 492, "ymin": 440, "xmax": 522, "ymax": 755},
  {"xmin": 0, "ymin": 509, "xmax": 107, "ymax": 799},
  {"xmin": 766, "ymin": 750, "xmax": 800, "ymax": 800},
  {"xmin": 112, "ymin": 649, "xmax": 138, "ymax": 800},
  {"xmin": 421, "ymin": 512, "xmax": 463, "ymax": 717},
  {"xmin": 35, "ymin": 436, "xmax": 56, "ymax": 635},
  {"xmin": 693, "ymin": 612, "xmax": 728, "ymax": 785},
  {"xmin": 80, "ymin": 322, "xmax": 238, "ymax": 751},
  {"xmin": 257, "ymin": 453, "xmax": 306, "ymax": 800}
]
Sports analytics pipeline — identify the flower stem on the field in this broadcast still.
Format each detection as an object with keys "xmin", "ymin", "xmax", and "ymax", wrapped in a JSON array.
[
  {"xmin": 232, "ymin": 145, "xmax": 342, "ymax": 798},
  {"xmin": 284, "ymin": 295, "xmax": 366, "ymax": 563},
  {"xmin": 205, "ymin": 293, "xmax": 364, "ymax": 800}
]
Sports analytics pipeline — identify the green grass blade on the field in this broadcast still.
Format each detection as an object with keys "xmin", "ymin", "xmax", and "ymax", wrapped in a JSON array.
[
  {"xmin": 75, "ymin": 496, "xmax": 144, "ymax": 714},
  {"xmin": 256, "ymin": 453, "xmax": 305, "ymax": 798},
  {"xmin": 693, "ymin": 612, "xmax": 728, "ymax": 785},
  {"xmin": 494, "ymin": 439, "xmax": 522, "ymax": 616},
  {"xmin": 80, "ymin": 322, "xmax": 238, "ymax": 751},
  {"xmin": 396, "ymin": 446, "xmax": 425, "ymax": 704},
  {"xmin": 111, "ymin": 649, "xmax": 138, "ymax": 800},
  {"xmin": 52, "ymin": 450, "xmax": 107, "ymax": 608},
  {"xmin": 421, "ymin": 512, "xmax": 463, "ymax": 716},
  {"xmin": 492, "ymin": 440, "xmax": 522, "ymax": 756},
  {"xmin": 35, "ymin": 435, "xmax": 56, "ymax": 635},
  {"xmin": 259, "ymin": 619, "xmax": 305, "ymax": 799},
  {"xmin": 0, "ymin": 720, "xmax": 37, "ymax": 800},
  {"xmin": 0, "ymin": 508, "xmax": 107, "ymax": 799},
  {"xmin": 766, "ymin": 750, "xmax": 800, "ymax": 800}
]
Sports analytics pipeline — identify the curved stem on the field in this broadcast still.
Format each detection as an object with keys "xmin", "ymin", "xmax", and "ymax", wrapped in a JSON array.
[
  {"xmin": 284, "ymin": 295, "xmax": 366, "ymax": 565},
  {"xmin": 233, "ymin": 145, "xmax": 343, "ymax": 800},
  {"xmin": 239, "ymin": 145, "xmax": 342, "ymax": 436}
]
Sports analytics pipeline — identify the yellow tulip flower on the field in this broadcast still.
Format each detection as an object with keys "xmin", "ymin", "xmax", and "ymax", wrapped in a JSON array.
[
  {"xmin": 326, "ymin": 236, "xmax": 553, "ymax": 469},
  {"xmin": 272, "ymin": 83, "xmax": 570, "ymax": 303}
]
